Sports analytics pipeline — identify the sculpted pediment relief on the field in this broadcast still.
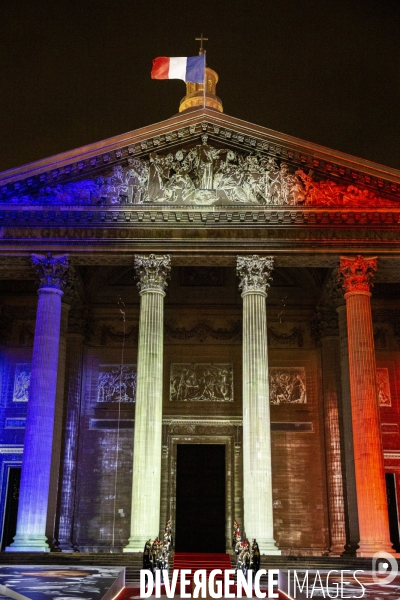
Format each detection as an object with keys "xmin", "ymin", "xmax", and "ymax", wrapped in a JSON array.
[{"xmin": 3, "ymin": 135, "xmax": 399, "ymax": 209}]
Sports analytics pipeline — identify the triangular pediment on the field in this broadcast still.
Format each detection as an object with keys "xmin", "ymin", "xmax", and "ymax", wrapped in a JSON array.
[{"xmin": 2, "ymin": 108, "xmax": 400, "ymax": 209}]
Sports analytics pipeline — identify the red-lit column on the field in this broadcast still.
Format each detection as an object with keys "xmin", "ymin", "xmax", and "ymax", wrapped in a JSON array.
[{"xmin": 338, "ymin": 255, "xmax": 392, "ymax": 556}]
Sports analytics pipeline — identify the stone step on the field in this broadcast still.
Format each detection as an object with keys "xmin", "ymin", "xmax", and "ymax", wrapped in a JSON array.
[
  {"xmin": 230, "ymin": 554, "xmax": 381, "ymax": 572},
  {"xmin": 0, "ymin": 551, "xmax": 388, "ymax": 583}
]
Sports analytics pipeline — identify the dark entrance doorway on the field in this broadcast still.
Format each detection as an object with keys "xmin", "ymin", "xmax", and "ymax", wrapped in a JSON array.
[
  {"xmin": 1, "ymin": 467, "xmax": 21, "ymax": 550},
  {"xmin": 386, "ymin": 472, "xmax": 400, "ymax": 552},
  {"xmin": 175, "ymin": 444, "xmax": 225, "ymax": 552}
]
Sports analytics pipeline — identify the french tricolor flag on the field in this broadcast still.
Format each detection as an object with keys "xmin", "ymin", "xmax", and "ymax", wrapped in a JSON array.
[{"xmin": 151, "ymin": 55, "xmax": 205, "ymax": 83}]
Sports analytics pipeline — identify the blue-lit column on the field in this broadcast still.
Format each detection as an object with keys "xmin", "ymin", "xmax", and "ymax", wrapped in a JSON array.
[
  {"xmin": 124, "ymin": 253, "xmax": 171, "ymax": 552},
  {"xmin": 7, "ymin": 253, "xmax": 68, "ymax": 552}
]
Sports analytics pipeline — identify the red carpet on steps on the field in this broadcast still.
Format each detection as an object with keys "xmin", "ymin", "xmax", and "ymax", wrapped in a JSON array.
[
  {"xmin": 114, "ymin": 552, "xmax": 289, "ymax": 598},
  {"xmin": 173, "ymin": 552, "xmax": 233, "ymax": 579}
]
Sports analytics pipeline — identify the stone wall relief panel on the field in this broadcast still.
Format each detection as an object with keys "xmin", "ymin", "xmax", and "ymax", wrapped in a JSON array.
[
  {"xmin": 97, "ymin": 364, "xmax": 137, "ymax": 403},
  {"xmin": 12, "ymin": 363, "xmax": 31, "ymax": 402},
  {"xmin": 74, "ymin": 353, "xmax": 135, "ymax": 550},
  {"xmin": 97, "ymin": 322, "xmax": 139, "ymax": 348},
  {"xmin": 170, "ymin": 363, "xmax": 233, "ymax": 402},
  {"xmin": 165, "ymin": 319, "xmax": 241, "ymax": 345},
  {"xmin": 164, "ymin": 318, "xmax": 309, "ymax": 347},
  {"xmin": 376, "ymin": 367, "xmax": 392, "ymax": 407},
  {"xmin": 267, "ymin": 325, "xmax": 305, "ymax": 348},
  {"xmin": 269, "ymin": 367, "xmax": 307, "ymax": 405},
  {"xmin": 0, "ymin": 352, "xmax": 31, "ymax": 444}
]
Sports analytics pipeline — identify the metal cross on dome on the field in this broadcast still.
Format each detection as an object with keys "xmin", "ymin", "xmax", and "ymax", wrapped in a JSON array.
[{"xmin": 195, "ymin": 33, "xmax": 208, "ymax": 55}]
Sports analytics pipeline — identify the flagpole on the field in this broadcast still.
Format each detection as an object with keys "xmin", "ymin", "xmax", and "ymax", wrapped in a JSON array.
[{"xmin": 203, "ymin": 50, "xmax": 206, "ymax": 108}]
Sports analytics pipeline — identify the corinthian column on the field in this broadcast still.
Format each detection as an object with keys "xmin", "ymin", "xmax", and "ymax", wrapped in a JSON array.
[
  {"xmin": 7, "ymin": 253, "xmax": 68, "ymax": 552},
  {"xmin": 46, "ymin": 301, "xmax": 70, "ymax": 547},
  {"xmin": 124, "ymin": 253, "xmax": 171, "ymax": 552},
  {"xmin": 236, "ymin": 255, "xmax": 280, "ymax": 555},
  {"xmin": 336, "ymin": 301, "xmax": 360, "ymax": 552},
  {"xmin": 58, "ymin": 327, "xmax": 85, "ymax": 551},
  {"xmin": 315, "ymin": 306, "xmax": 346, "ymax": 555},
  {"xmin": 338, "ymin": 255, "xmax": 392, "ymax": 556}
]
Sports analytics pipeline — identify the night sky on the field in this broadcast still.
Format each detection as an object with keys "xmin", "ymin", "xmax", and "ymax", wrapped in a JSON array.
[{"xmin": 1, "ymin": 0, "xmax": 400, "ymax": 172}]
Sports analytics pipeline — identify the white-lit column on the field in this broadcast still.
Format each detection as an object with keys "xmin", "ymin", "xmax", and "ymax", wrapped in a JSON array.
[
  {"xmin": 237, "ymin": 255, "xmax": 280, "ymax": 555},
  {"xmin": 7, "ymin": 253, "xmax": 68, "ymax": 552},
  {"xmin": 124, "ymin": 253, "xmax": 171, "ymax": 552}
]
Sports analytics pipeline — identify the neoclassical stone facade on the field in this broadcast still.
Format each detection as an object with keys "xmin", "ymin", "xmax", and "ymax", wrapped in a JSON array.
[{"xmin": 1, "ymin": 77, "xmax": 400, "ymax": 557}]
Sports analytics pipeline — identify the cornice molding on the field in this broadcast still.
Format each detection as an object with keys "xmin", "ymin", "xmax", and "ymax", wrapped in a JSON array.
[
  {"xmin": 384, "ymin": 451, "xmax": 400, "ymax": 460},
  {"xmin": 0, "ymin": 206, "xmax": 400, "ymax": 226},
  {"xmin": 162, "ymin": 418, "xmax": 243, "ymax": 427},
  {"xmin": 0, "ymin": 445, "xmax": 24, "ymax": 454}
]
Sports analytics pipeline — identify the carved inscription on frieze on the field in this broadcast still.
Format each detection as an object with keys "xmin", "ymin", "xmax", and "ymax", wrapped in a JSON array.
[
  {"xmin": 13, "ymin": 363, "xmax": 31, "ymax": 402},
  {"xmin": 4, "ymin": 228, "xmax": 400, "ymax": 243},
  {"xmin": 170, "ymin": 363, "xmax": 233, "ymax": 402},
  {"xmin": 97, "ymin": 364, "xmax": 136, "ymax": 403},
  {"xmin": 269, "ymin": 367, "xmax": 307, "ymax": 405},
  {"xmin": 376, "ymin": 368, "xmax": 391, "ymax": 407}
]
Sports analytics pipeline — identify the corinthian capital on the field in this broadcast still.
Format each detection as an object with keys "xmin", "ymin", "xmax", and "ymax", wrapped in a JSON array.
[
  {"xmin": 338, "ymin": 255, "xmax": 377, "ymax": 294},
  {"xmin": 31, "ymin": 253, "xmax": 69, "ymax": 291},
  {"xmin": 322, "ymin": 270, "xmax": 345, "ymax": 308},
  {"xmin": 236, "ymin": 255, "xmax": 274, "ymax": 295},
  {"xmin": 134, "ymin": 253, "xmax": 171, "ymax": 293}
]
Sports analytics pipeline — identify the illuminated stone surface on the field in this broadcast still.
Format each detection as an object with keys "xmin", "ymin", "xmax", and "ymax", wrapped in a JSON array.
[
  {"xmin": 124, "ymin": 254, "xmax": 171, "ymax": 552},
  {"xmin": 336, "ymin": 303, "xmax": 360, "ymax": 553},
  {"xmin": 57, "ymin": 332, "xmax": 85, "ymax": 551},
  {"xmin": 320, "ymin": 335, "xmax": 346, "ymax": 555},
  {"xmin": 7, "ymin": 254, "xmax": 68, "ymax": 552},
  {"xmin": 338, "ymin": 255, "xmax": 393, "ymax": 556},
  {"xmin": 237, "ymin": 255, "xmax": 280, "ymax": 555},
  {"xmin": 1, "ymin": 101, "xmax": 400, "ymax": 557}
]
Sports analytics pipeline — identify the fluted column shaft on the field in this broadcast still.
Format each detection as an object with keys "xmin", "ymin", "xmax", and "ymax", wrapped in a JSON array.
[
  {"xmin": 320, "ymin": 335, "xmax": 346, "ymax": 555},
  {"xmin": 339, "ymin": 255, "xmax": 392, "ymax": 556},
  {"xmin": 58, "ymin": 332, "xmax": 85, "ymax": 551},
  {"xmin": 125, "ymin": 254, "xmax": 170, "ymax": 552},
  {"xmin": 237, "ymin": 255, "xmax": 280, "ymax": 555},
  {"xmin": 336, "ymin": 304, "xmax": 360, "ymax": 552},
  {"xmin": 8, "ymin": 253, "xmax": 68, "ymax": 552},
  {"xmin": 46, "ymin": 302, "xmax": 70, "ymax": 546}
]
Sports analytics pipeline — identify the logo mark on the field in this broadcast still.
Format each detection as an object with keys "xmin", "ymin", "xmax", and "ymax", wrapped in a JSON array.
[{"xmin": 372, "ymin": 551, "xmax": 398, "ymax": 585}]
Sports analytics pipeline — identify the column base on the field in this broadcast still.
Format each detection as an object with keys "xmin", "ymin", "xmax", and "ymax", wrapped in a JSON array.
[
  {"xmin": 57, "ymin": 543, "xmax": 75, "ymax": 553},
  {"xmin": 123, "ymin": 536, "xmax": 150, "ymax": 553},
  {"xmin": 328, "ymin": 544, "xmax": 346, "ymax": 556},
  {"xmin": 356, "ymin": 540, "xmax": 395, "ymax": 557},
  {"xmin": 258, "ymin": 538, "xmax": 281, "ymax": 555},
  {"xmin": 6, "ymin": 534, "xmax": 50, "ymax": 552}
]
